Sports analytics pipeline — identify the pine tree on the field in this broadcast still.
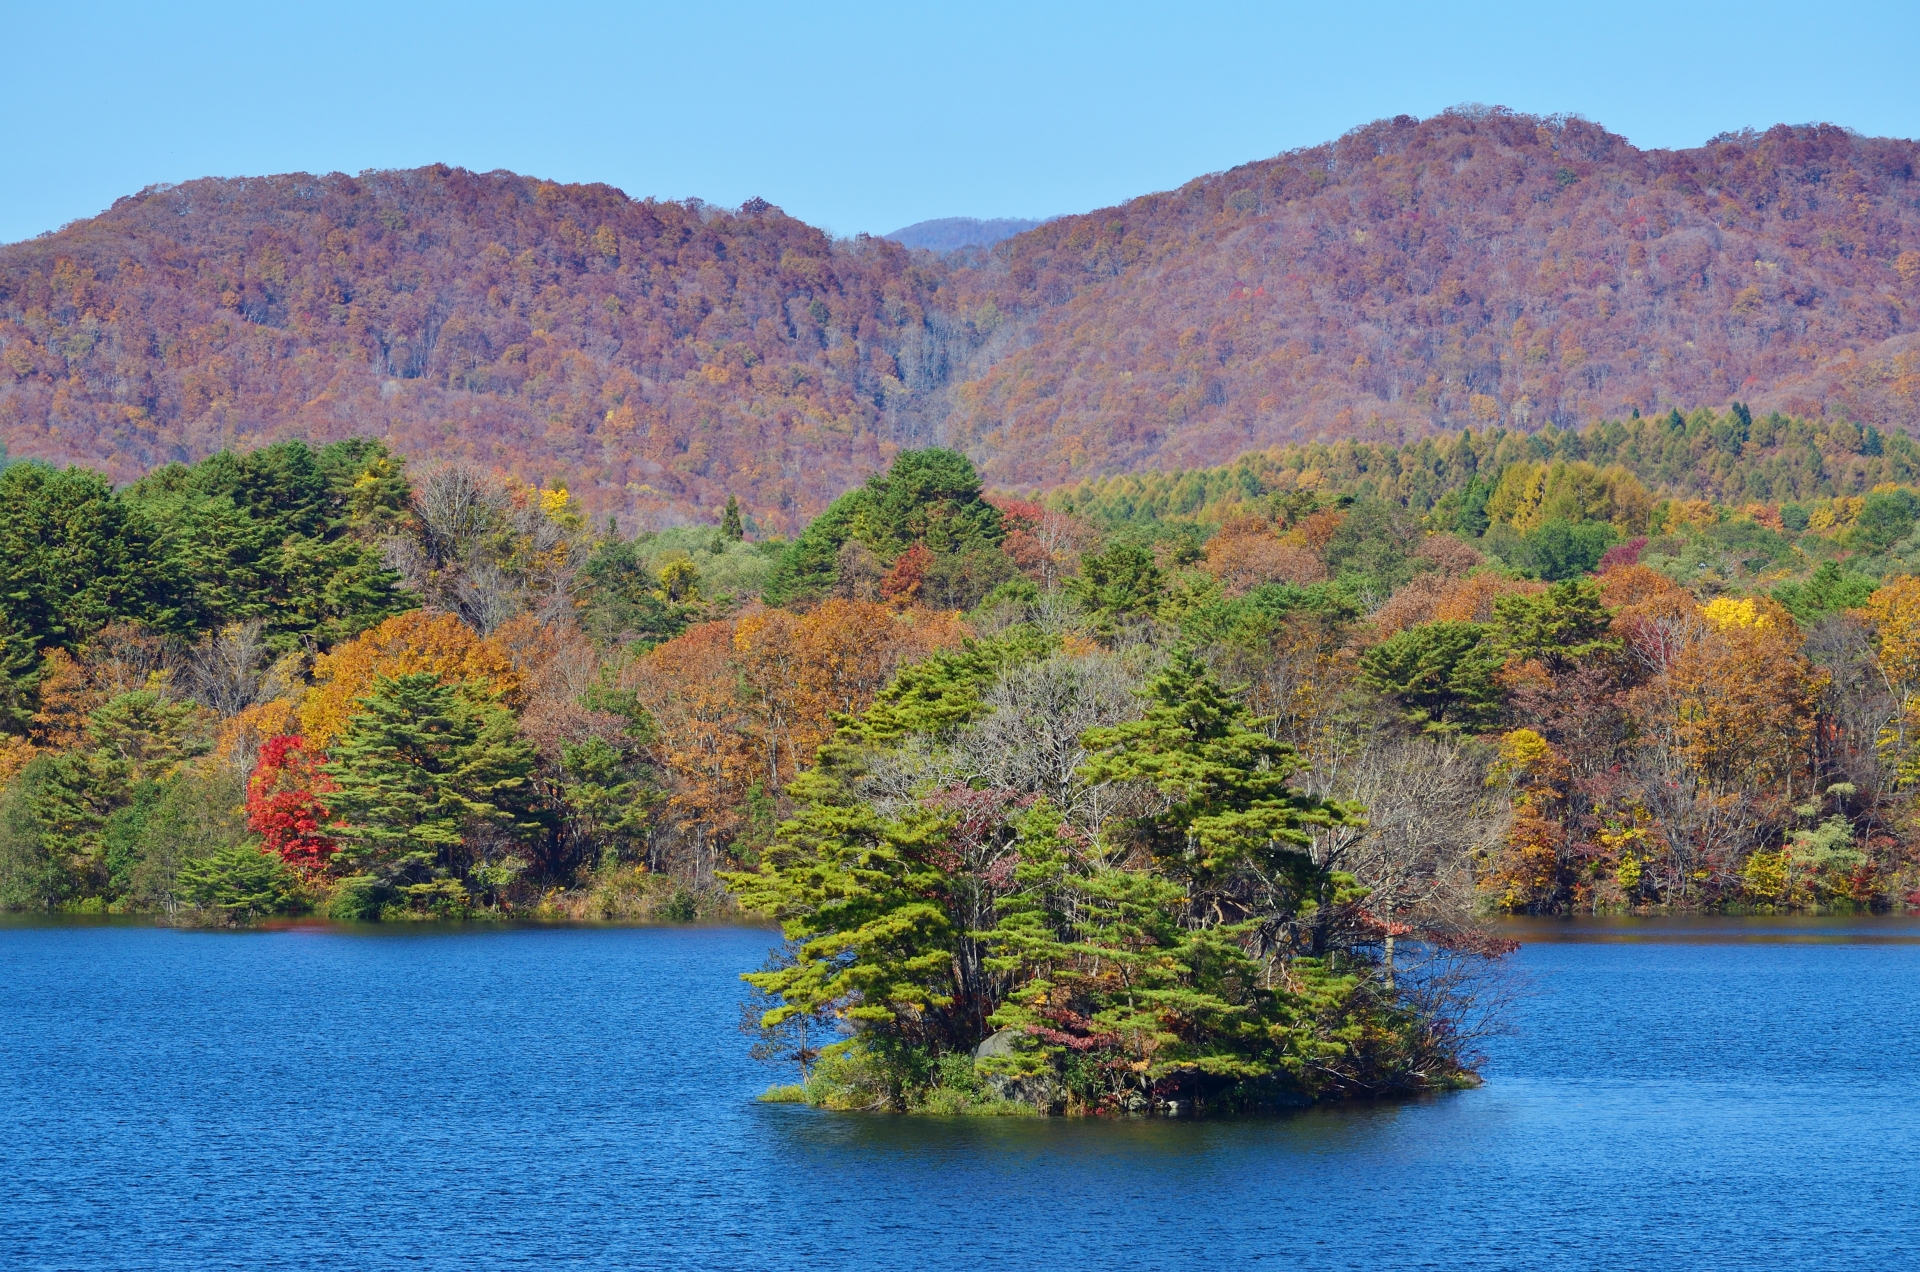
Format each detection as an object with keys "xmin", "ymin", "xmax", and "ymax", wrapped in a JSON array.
[
  {"xmin": 1079, "ymin": 648, "xmax": 1352, "ymax": 892},
  {"xmin": 1066, "ymin": 542, "xmax": 1163, "ymax": 623},
  {"xmin": 177, "ymin": 841, "xmax": 302, "ymax": 922},
  {"xmin": 720, "ymin": 495, "xmax": 745, "ymax": 541},
  {"xmin": 846, "ymin": 626, "xmax": 1055, "ymax": 745},
  {"xmin": 721, "ymin": 748, "xmax": 958, "ymax": 1047},
  {"xmin": 1359, "ymin": 621, "xmax": 1505, "ymax": 732},
  {"xmin": 322, "ymin": 673, "xmax": 542, "ymax": 902},
  {"xmin": 1490, "ymin": 578, "xmax": 1618, "ymax": 669}
]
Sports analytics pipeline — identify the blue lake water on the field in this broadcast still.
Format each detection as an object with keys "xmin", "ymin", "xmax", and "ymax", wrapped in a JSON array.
[{"xmin": 2, "ymin": 915, "xmax": 1917, "ymax": 1270}]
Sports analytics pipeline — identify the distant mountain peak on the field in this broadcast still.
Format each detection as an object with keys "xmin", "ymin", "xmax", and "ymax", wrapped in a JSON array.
[{"xmin": 883, "ymin": 216, "xmax": 1049, "ymax": 253}]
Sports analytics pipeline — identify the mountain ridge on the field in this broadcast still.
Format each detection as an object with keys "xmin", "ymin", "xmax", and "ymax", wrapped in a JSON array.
[
  {"xmin": 2, "ymin": 109, "xmax": 1917, "ymax": 525},
  {"xmin": 883, "ymin": 217, "xmax": 1049, "ymax": 253}
]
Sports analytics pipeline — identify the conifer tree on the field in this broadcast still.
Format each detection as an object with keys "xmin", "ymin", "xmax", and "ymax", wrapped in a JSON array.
[
  {"xmin": 1066, "ymin": 542, "xmax": 1163, "ymax": 623},
  {"xmin": 1490, "ymin": 578, "xmax": 1617, "ymax": 669},
  {"xmin": 323, "ymin": 673, "xmax": 542, "ymax": 900},
  {"xmin": 983, "ymin": 803, "xmax": 1276, "ymax": 1094},
  {"xmin": 720, "ymin": 495, "xmax": 745, "ymax": 541},
  {"xmin": 722, "ymin": 747, "xmax": 958, "ymax": 1049},
  {"xmin": 1079, "ymin": 648, "xmax": 1351, "ymax": 893},
  {"xmin": 1359, "ymin": 621, "xmax": 1505, "ymax": 733},
  {"xmin": 177, "ymin": 841, "xmax": 302, "ymax": 922}
]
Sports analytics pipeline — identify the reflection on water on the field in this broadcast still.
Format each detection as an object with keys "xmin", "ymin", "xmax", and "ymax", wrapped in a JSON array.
[
  {"xmin": 2, "ymin": 916, "xmax": 1917, "ymax": 1270},
  {"xmin": 757, "ymin": 1089, "xmax": 1429, "ymax": 1159}
]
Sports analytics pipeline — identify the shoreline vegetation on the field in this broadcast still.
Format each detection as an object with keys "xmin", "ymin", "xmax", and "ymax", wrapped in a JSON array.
[{"xmin": 6, "ymin": 405, "xmax": 1920, "ymax": 1112}]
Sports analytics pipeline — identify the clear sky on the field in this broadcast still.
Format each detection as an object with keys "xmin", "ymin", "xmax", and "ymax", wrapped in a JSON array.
[{"xmin": 3, "ymin": 0, "xmax": 1917, "ymax": 246}]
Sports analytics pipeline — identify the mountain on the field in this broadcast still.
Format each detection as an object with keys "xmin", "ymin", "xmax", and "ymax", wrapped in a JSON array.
[
  {"xmin": 937, "ymin": 109, "xmax": 1920, "ymax": 486},
  {"xmin": 884, "ymin": 217, "xmax": 1048, "ymax": 253},
  {"xmin": 3, "ymin": 110, "xmax": 1918, "ymax": 523},
  {"xmin": 0, "ymin": 170, "xmax": 950, "ymax": 530}
]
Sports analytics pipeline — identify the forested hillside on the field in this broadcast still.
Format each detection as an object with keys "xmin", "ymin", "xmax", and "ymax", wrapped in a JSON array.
[
  {"xmin": 945, "ymin": 111, "xmax": 1920, "ymax": 483},
  {"xmin": 4, "ymin": 111, "xmax": 1917, "ymax": 525},
  {"xmin": 884, "ymin": 217, "xmax": 1047, "ymax": 253},
  {"xmin": 0, "ymin": 169, "xmax": 953, "ymax": 530}
]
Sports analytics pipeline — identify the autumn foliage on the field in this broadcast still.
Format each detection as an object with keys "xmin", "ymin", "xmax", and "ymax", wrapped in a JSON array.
[
  {"xmin": 0, "ymin": 169, "xmax": 943, "ymax": 529},
  {"xmin": 5, "ymin": 111, "xmax": 1918, "ymax": 523},
  {"xmin": 246, "ymin": 734, "xmax": 337, "ymax": 875},
  {"xmin": 625, "ymin": 600, "xmax": 966, "ymax": 836},
  {"xmin": 299, "ymin": 610, "xmax": 521, "ymax": 748},
  {"xmin": 948, "ymin": 112, "xmax": 1920, "ymax": 484}
]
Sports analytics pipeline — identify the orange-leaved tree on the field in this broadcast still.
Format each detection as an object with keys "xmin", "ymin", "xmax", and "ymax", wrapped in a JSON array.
[
  {"xmin": 628, "ymin": 601, "xmax": 966, "ymax": 847},
  {"xmin": 1624, "ymin": 593, "xmax": 1824, "ymax": 899},
  {"xmin": 299, "ymin": 611, "xmax": 522, "ymax": 750}
]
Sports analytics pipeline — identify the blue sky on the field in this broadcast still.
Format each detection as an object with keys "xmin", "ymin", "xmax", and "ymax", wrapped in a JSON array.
[{"xmin": 3, "ymin": 0, "xmax": 1917, "ymax": 245}]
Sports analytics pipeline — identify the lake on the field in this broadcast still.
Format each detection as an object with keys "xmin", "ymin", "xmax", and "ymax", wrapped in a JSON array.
[{"xmin": 2, "ymin": 916, "xmax": 1916, "ymax": 1270}]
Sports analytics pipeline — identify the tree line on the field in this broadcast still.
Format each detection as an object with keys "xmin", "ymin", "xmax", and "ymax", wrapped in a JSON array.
[{"xmin": 5, "ymin": 412, "xmax": 1920, "ymax": 1112}]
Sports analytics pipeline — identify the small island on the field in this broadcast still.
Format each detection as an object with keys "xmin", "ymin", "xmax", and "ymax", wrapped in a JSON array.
[{"xmin": 0, "ymin": 415, "xmax": 1914, "ymax": 1119}]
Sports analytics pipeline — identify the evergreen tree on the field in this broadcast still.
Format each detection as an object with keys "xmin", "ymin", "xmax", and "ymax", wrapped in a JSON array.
[
  {"xmin": 1505, "ymin": 519, "xmax": 1616, "ymax": 581},
  {"xmin": 124, "ymin": 439, "xmax": 412, "ymax": 649},
  {"xmin": 761, "ymin": 449, "xmax": 1006, "ymax": 605},
  {"xmin": 983, "ymin": 803, "xmax": 1280, "ymax": 1098},
  {"xmin": 574, "ymin": 538, "xmax": 697, "ymax": 650},
  {"xmin": 1772, "ymin": 561, "xmax": 1877, "ymax": 621},
  {"xmin": 0, "ymin": 464, "xmax": 184, "ymax": 662},
  {"xmin": 721, "ymin": 747, "xmax": 959, "ymax": 1053},
  {"xmin": 846, "ymin": 626, "xmax": 1056, "ymax": 745},
  {"xmin": 720, "ymin": 495, "xmax": 745, "ymax": 541},
  {"xmin": 1066, "ymin": 542, "xmax": 1163, "ymax": 623},
  {"xmin": 1491, "ymin": 578, "xmax": 1618, "ymax": 669},
  {"xmin": 559, "ymin": 736, "xmax": 658, "ymax": 866},
  {"xmin": 30, "ymin": 689, "xmax": 210, "ymax": 899},
  {"xmin": 1079, "ymin": 648, "xmax": 1351, "ymax": 892},
  {"xmin": 177, "ymin": 842, "xmax": 302, "ymax": 922},
  {"xmin": 323, "ymin": 673, "xmax": 542, "ymax": 907},
  {"xmin": 1360, "ymin": 621, "xmax": 1505, "ymax": 732}
]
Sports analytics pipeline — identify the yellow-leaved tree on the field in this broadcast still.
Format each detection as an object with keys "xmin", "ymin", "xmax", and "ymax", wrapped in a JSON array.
[
  {"xmin": 299, "ymin": 611, "xmax": 522, "ymax": 750},
  {"xmin": 1864, "ymin": 576, "xmax": 1920, "ymax": 785}
]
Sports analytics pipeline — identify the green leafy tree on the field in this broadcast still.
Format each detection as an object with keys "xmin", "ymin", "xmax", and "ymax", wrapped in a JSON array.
[
  {"xmin": 983, "ymin": 804, "xmax": 1279, "ymax": 1096},
  {"xmin": 125, "ymin": 439, "xmax": 412, "ymax": 649},
  {"xmin": 34, "ymin": 689, "xmax": 210, "ymax": 899},
  {"xmin": 322, "ymin": 672, "xmax": 543, "ymax": 911},
  {"xmin": 1773, "ymin": 561, "xmax": 1878, "ymax": 622},
  {"xmin": 1360, "ymin": 621, "xmax": 1504, "ymax": 732},
  {"xmin": 1507, "ymin": 519, "xmax": 1616, "ymax": 581},
  {"xmin": 1323, "ymin": 497, "xmax": 1421, "ymax": 596},
  {"xmin": 983, "ymin": 802, "xmax": 1399, "ymax": 1106},
  {"xmin": 574, "ymin": 538, "xmax": 696, "ymax": 649},
  {"xmin": 560, "ymin": 736, "xmax": 659, "ymax": 865},
  {"xmin": 852, "ymin": 449, "xmax": 1005, "ymax": 559},
  {"xmin": 0, "ymin": 464, "xmax": 184, "ymax": 663},
  {"xmin": 1175, "ymin": 580, "xmax": 1359, "ymax": 650},
  {"xmin": 0, "ymin": 608, "xmax": 41, "ymax": 733},
  {"xmin": 721, "ymin": 748, "xmax": 961, "ymax": 1093},
  {"xmin": 127, "ymin": 765, "xmax": 252, "ymax": 913},
  {"xmin": 846, "ymin": 627, "xmax": 1057, "ymax": 745},
  {"xmin": 762, "ymin": 449, "xmax": 1006, "ymax": 604},
  {"xmin": 1853, "ymin": 487, "xmax": 1920, "ymax": 553},
  {"xmin": 0, "ymin": 756, "xmax": 74, "ymax": 909}
]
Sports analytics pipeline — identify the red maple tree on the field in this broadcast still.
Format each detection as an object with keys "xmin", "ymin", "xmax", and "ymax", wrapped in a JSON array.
[{"xmin": 246, "ymin": 734, "xmax": 339, "ymax": 875}]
